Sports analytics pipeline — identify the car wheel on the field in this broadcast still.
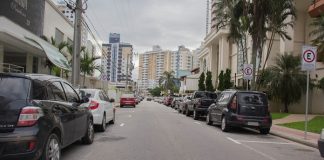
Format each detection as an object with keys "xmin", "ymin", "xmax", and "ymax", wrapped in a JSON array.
[
  {"xmin": 41, "ymin": 133, "xmax": 60, "ymax": 160},
  {"xmin": 193, "ymin": 110, "xmax": 199, "ymax": 120},
  {"xmin": 260, "ymin": 128, "xmax": 270, "ymax": 135},
  {"xmin": 98, "ymin": 114, "xmax": 106, "ymax": 132},
  {"xmin": 206, "ymin": 113, "xmax": 212, "ymax": 125},
  {"xmin": 221, "ymin": 116, "xmax": 230, "ymax": 132},
  {"xmin": 110, "ymin": 112, "xmax": 115, "ymax": 124},
  {"xmin": 82, "ymin": 119, "xmax": 94, "ymax": 144}
]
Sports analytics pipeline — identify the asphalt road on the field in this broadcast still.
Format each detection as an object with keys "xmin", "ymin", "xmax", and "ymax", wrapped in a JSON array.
[{"xmin": 61, "ymin": 100, "xmax": 322, "ymax": 160}]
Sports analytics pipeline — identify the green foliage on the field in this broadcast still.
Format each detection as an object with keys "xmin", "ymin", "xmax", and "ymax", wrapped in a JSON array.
[
  {"xmin": 318, "ymin": 77, "xmax": 324, "ymax": 92},
  {"xmin": 279, "ymin": 116, "xmax": 324, "ymax": 134},
  {"xmin": 159, "ymin": 71, "xmax": 177, "ymax": 94},
  {"xmin": 205, "ymin": 71, "xmax": 215, "ymax": 91},
  {"xmin": 224, "ymin": 69, "xmax": 233, "ymax": 90},
  {"xmin": 271, "ymin": 113, "xmax": 290, "ymax": 120},
  {"xmin": 198, "ymin": 72, "xmax": 206, "ymax": 91},
  {"xmin": 149, "ymin": 87, "xmax": 162, "ymax": 97},
  {"xmin": 218, "ymin": 71, "xmax": 224, "ymax": 91},
  {"xmin": 263, "ymin": 53, "xmax": 307, "ymax": 113},
  {"xmin": 80, "ymin": 51, "xmax": 101, "ymax": 86},
  {"xmin": 310, "ymin": 15, "xmax": 324, "ymax": 63}
]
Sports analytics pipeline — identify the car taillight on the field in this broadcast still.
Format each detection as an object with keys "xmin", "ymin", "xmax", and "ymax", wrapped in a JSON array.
[
  {"xmin": 17, "ymin": 107, "xmax": 44, "ymax": 127},
  {"xmin": 89, "ymin": 100, "xmax": 99, "ymax": 110}
]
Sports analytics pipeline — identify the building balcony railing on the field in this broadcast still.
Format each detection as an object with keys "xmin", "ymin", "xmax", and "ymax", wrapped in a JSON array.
[
  {"xmin": 309, "ymin": 0, "xmax": 324, "ymax": 17},
  {"xmin": 0, "ymin": 63, "xmax": 24, "ymax": 73}
]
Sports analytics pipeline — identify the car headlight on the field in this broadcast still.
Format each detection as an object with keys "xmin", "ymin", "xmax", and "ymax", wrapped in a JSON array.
[{"xmin": 321, "ymin": 129, "xmax": 324, "ymax": 140}]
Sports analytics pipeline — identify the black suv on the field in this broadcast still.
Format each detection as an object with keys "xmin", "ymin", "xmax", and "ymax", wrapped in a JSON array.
[
  {"xmin": 186, "ymin": 91, "xmax": 218, "ymax": 119},
  {"xmin": 0, "ymin": 73, "xmax": 94, "ymax": 160},
  {"xmin": 206, "ymin": 90, "xmax": 272, "ymax": 134}
]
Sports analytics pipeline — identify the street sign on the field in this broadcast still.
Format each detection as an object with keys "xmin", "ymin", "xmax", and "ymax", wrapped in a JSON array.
[
  {"xmin": 243, "ymin": 64, "xmax": 253, "ymax": 80},
  {"xmin": 302, "ymin": 46, "xmax": 317, "ymax": 71}
]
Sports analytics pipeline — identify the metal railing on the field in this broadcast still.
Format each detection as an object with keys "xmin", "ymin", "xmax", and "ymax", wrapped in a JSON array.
[{"xmin": 0, "ymin": 63, "xmax": 24, "ymax": 73}]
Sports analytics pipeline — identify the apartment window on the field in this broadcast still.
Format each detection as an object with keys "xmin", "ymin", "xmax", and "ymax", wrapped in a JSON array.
[{"xmin": 55, "ymin": 28, "xmax": 64, "ymax": 44}]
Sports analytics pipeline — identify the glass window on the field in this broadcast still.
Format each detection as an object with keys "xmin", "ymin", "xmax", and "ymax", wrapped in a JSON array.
[
  {"xmin": 0, "ymin": 76, "xmax": 30, "ymax": 100},
  {"xmin": 237, "ymin": 93, "xmax": 267, "ymax": 105},
  {"xmin": 32, "ymin": 80, "xmax": 47, "ymax": 100},
  {"xmin": 78, "ymin": 89, "xmax": 96, "ymax": 98},
  {"xmin": 50, "ymin": 82, "xmax": 66, "ymax": 101},
  {"xmin": 99, "ymin": 91, "xmax": 105, "ymax": 100},
  {"xmin": 62, "ymin": 83, "xmax": 79, "ymax": 103}
]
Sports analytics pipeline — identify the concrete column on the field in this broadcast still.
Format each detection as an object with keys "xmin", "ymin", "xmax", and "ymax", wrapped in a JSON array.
[
  {"xmin": 26, "ymin": 53, "xmax": 33, "ymax": 73},
  {"xmin": 0, "ymin": 44, "xmax": 3, "ymax": 72}
]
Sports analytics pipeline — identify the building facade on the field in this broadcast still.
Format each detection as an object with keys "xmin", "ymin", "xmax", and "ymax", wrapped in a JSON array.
[
  {"xmin": 102, "ymin": 33, "xmax": 133, "ymax": 87},
  {"xmin": 171, "ymin": 45, "xmax": 193, "ymax": 78}
]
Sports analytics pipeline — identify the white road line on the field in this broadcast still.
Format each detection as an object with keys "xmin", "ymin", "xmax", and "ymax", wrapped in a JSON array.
[
  {"xmin": 194, "ymin": 122, "xmax": 201, "ymax": 125},
  {"xmin": 226, "ymin": 137, "xmax": 242, "ymax": 144},
  {"xmin": 238, "ymin": 140, "xmax": 295, "ymax": 145},
  {"xmin": 241, "ymin": 143, "xmax": 277, "ymax": 160},
  {"xmin": 120, "ymin": 123, "xmax": 125, "ymax": 127}
]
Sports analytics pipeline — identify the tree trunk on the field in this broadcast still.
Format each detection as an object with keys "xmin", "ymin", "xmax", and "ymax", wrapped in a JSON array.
[
  {"xmin": 284, "ymin": 102, "xmax": 289, "ymax": 113},
  {"xmin": 83, "ymin": 74, "xmax": 86, "ymax": 87}
]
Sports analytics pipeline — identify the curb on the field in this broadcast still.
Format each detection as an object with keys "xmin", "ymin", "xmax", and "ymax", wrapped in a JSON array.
[{"xmin": 270, "ymin": 131, "xmax": 318, "ymax": 149}]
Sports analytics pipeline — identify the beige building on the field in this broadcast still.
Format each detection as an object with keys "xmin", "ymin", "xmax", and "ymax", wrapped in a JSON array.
[
  {"xmin": 138, "ymin": 46, "xmax": 172, "ymax": 90},
  {"xmin": 171, "ymin": 46, "xmax": 193, "ymax": 78},
  {"xmin": 198, "ymin": 0, "xmax": 324, "ymax": 113}
]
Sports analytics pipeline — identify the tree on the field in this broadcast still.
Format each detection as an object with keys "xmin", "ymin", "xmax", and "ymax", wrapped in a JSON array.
[
  {"xmin": 149, "ymin": 87, "xmax": 162, "ymax": 97},
  {"xmin": 205, "ymin": 71, "xmax": 215, "ymax": 91},
  {"xmin": 80, "ymin": 51, "xmax": 101, "ymax": 86},
  {"xmin": 310, "ymin": 15, "xmax": 324, "ymax": 62},
  {"xmin": 318, "ymin": 77, "xmax": 324, "ymax": 93},
  {"xmin": 159, "ymin": 71, "xmax": 176, "ymax": 94},
  {"xmin": 224, "ymin": 69, "xmax": 233, "ymax": 89},
  {"xmin": 218, "ymin": 70, "xmax": 225, "ymax": 91},
  {"xmin": 264, "ymin": 53, "xmax": 307, "ymax": 113},
  {"xmin": 198, "ymin": 72, "xmax": 206, "ymax": 91}
]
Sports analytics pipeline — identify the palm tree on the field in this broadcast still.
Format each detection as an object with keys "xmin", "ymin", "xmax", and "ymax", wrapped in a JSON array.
[
  {"xmin": 159, "ymin": 71, "xmax": 176, "ymax": 94},
  {"xmin": 263, "ymin": 53, "xmax": 307, "ymax": 113},
  {"xmin": 80, "ymin": 50, "xmax": 101, "ymax": 86},
  {"xmin": 310, "ymin": 15, "xmax": 324, "ymax": 62}
]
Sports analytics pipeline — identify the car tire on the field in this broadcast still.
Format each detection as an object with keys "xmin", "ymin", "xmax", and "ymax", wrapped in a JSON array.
[
  {"xmin": 82, "ymin": 119, "xmax": 94, "ymax": 144},
  {"xmin": 221, "ymin": 116, "xmax": 230, "ymax": 132},
  {"xmin": 260, "ymin": 128, "xmax": 270, "ymax": 135},
  {"xmin": 206, "ymin": 113, "xmax": 212, "ymax": 125},
  {"xmin": 110, "ymin": 112, "xmax": 115, "ymax": 124},
  {"xmin": 41, "ymin": 133, "xmax": 61, "ymax": 160},
  {"xmin": 193, "ymin": 110, "xmax": 199, "ymax": 120},
  {"xmin": 98, "ymin": 114, "xmax": 106, "ymax": 132},
  {"xmin": 120, "ymin": 105, "xmax": 123, "ymax": 108}
]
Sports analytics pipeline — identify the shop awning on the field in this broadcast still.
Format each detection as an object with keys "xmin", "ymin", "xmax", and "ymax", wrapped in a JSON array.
[{"xmin": 25, "ymin": 37, "xmax": 71, "ymax": 71}]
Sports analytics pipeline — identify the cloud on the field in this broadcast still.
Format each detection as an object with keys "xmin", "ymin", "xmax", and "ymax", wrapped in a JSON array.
[{"xmin": 86, "ymin": 0, "xmax": 206, "ymax": 52}]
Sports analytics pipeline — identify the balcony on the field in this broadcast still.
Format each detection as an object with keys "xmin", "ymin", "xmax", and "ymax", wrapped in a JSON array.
[{"xmin": 309, "ymin": 0, "xmax": 324, "ymax": 17}]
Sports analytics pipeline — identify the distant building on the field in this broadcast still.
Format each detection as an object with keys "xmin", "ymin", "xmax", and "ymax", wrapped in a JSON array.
[
  {"xmin": 171, "ymin": 45, "xmax": 193, "ymax": 78},
  {"xmin": 102, "ymin": 33, "xmax": 133, "ymax": 87}
]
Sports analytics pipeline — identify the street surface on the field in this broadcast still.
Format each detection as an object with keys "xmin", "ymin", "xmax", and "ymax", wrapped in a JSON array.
[{"xmin": 62, "ymin": 100, "xmax": 321, "ymax": 160}]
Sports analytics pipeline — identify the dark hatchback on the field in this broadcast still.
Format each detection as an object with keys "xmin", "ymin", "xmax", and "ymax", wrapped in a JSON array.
[
  {"xmin": 207, "ymin": 90, "xmax": 272, "ymax": 134},
  {"xmin": 0, "ymin": 73, "xmax": 94, "ymax": 160}
]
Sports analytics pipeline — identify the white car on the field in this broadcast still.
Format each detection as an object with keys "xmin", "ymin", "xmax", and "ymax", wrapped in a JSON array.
[{"xmin": 78, "ymin": 89, "xmax": 116, "ymax": 132}]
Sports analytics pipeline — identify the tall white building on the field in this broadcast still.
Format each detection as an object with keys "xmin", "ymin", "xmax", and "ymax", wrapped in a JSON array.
[{"xmin": 171, "ymin": 45, "xmax": 193, "ymax": 78}]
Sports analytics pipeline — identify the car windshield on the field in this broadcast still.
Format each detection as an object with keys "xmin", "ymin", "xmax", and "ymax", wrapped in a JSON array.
[
  {"xmin": 195, "ymin": 92, "xmax": 217, "ymax": 99},
  {"xmin": 79, "ymin": 89, "xmax": 96, "ymax": 98},
  {"xmin": 0, "ymin": 76, "xmax": 30, "ymax": 100},
  {"xmin": 237, "ymin": 93, "xmax": 267, "ymax": 105}
]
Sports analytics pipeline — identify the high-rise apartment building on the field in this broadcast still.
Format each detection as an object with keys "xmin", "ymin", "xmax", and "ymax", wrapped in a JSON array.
[
  {"xmin": 171, "ymin": 45, "xmax": 193, "ymax": 78},
  {"xmin": 138, "ymin": 46, "xmax": 172, "ymax": 90},
  {"xmin": 102, "ymin": 33, "xmax": 133, "ymax": 86}
]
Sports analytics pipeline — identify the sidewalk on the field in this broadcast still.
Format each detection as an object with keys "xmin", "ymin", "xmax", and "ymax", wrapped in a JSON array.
[{"xmin": 270, "ymin": 114, "xmax": 320, "ymax": 149}]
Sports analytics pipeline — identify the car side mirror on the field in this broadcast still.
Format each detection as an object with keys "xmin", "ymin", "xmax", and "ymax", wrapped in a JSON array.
[{"xmin": 109, "ymin": 98, "xmax": 115, "ymax": 103}]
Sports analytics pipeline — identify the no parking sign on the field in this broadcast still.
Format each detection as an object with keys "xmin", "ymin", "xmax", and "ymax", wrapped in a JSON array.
[{"xmin": 302, "ymin": 46, "xmax": 317, "ymax": 71}]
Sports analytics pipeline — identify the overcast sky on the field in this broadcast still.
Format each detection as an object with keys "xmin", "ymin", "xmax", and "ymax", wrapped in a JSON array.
[{"xmin": 86, "ymin": 0, "xmax": 206, "ymax": 53}]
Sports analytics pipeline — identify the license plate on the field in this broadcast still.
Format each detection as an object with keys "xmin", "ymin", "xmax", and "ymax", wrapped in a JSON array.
[{"xmin": 247, "ymin": 122, "xmax": 259, "ymax": 126}]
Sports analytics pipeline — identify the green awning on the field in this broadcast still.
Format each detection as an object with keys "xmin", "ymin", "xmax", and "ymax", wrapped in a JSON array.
[{"xmin": 25, "ymin": 37, "xmax": 71, "ymax": 71}]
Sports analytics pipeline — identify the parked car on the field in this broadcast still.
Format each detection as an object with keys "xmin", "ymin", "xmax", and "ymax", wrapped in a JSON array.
[
  {"xmin": 186, "ymin": 91, "xmax": 218, "ymax": 119},
  {"xmin": 163, "ymin": 96, "xmax": 173, "ymax": 106},
  {"xmin": 147, "ymin": 97, "xmax": 152, "ymax": 101},
  {"xmin": 78, "ymin": 89, "xmax": 116, "ymax": 132},
  {"xmin": 206, "ymin": 90, "xmax": 272, "ymax": 134},
  {"xmin": 178, "ymin": 96, "xmax": 192, "ymax": 114},
  {"xmin": 0, "ymin": 73, "xmax": 94, "ymax": 160},
  {"xmin": 171, "ymin": 97, "xmax": 181, "ymax": 108},
  {"xmin": 120, "ymin": 94, "xmax": 136, "ymax": 108}
]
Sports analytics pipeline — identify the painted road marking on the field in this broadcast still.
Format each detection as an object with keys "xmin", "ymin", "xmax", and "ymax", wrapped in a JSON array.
[
  {"xmin": 194, "ymin": 122, "xmax": 201, "ymax": 125},
  {"xmin": 237, "ymin": 140, "xmax": 295, "ymax": 145},
  {"xmin": 241, "ymin": 143, "xmax": 277, "ymax": 160},
  {"xmin": 120, "ymin": 123, "xmax": 125, "ymax": 127},
  {"xmin": 227, "ymin": 137, "xmax": 241, "ymax": 144}
]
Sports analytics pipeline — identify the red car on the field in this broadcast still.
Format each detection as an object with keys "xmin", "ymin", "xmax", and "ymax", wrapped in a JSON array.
[
  {"xmin": 120, "ymin": 94, "xmax": 136, "ymax": 108},
  {"xmin": 164, "ymin": 96, "xmax": 173, "ymax": 106}
]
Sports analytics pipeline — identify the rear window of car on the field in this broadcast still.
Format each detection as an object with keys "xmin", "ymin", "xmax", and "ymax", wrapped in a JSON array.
[
  {"xmin": 122, "ymin": 94, "xmax": 135, "ymax": 98},
  {"xmin": 78, "ymin": 89, "xmax": 96, "ymax": 98},
  {"xmin": 195, "ymin": 92, "xmax": 217, "ymax": 99},
  {"xmin": 237, "ymin": 93, "xmax": 267, "ymax": 105},
  {"xmin": 0, "ymin": 76, "xmax": 30, "ymax": 100}
]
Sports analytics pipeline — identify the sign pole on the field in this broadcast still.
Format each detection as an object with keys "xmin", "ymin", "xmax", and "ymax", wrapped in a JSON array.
[{"xmin": 305, "ymin": 70, "xmax": 310, "ymax": 140}]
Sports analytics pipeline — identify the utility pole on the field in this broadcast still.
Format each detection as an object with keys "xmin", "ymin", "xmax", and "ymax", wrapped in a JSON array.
[{"xmin": 71, "ymin": 0, "xmax": 83, "ymax": 86}]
